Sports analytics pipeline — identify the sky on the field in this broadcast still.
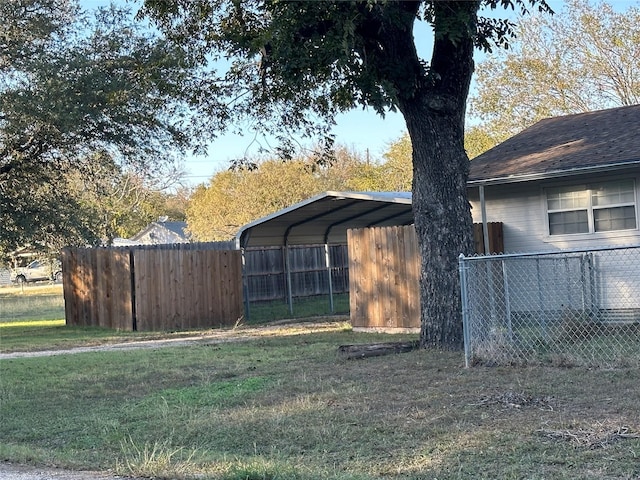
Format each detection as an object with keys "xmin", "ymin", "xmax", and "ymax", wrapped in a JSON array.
[
  {"xmin": 75, "ymin": 0, "xmax": 412, "ymax": 185},
  {"xmin": 77, "ymin": 0, "xmax": 583, "ymax": 187}
]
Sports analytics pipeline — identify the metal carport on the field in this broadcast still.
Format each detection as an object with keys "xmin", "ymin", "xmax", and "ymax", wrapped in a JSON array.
[
  {"xmin": 235, "ymin": 191, "xmax": 414, "ymax": 315},
  {"xmin": 236, "ymin": 191, "xmax": 413, "ymax": 248}
]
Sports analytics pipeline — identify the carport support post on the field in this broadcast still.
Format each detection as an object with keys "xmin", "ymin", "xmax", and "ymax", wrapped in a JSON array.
[
  {"xmin": 325, "ymin": 243, "xmax": 334, "ymax": 313},
  {"xmin": 284, "ymin": 245, "xmax": 294, "ymax": 315},
  {"xmin": 241, "ymin": 248, "xmax": 251, "ymax": 322}
]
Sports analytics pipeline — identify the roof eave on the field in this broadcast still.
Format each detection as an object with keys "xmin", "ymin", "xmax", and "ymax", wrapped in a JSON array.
[{"xmin": 468, "ymin": 160, "xmax": 640, "ymax": 187}]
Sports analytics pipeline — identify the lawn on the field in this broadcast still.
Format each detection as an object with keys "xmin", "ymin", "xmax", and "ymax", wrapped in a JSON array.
[
  {"xmin": 0, "ymin": 284, "xmax": 232, "ymax": 353},
  {"xmin": 248, "ymin": 294, "xmax": 350, "ymax": 323},
  {"xmin": 1, "ymin": 287, "xmax": 640, "ymax": 479},
  {"xmin": 0, "ymin": 283, "xmax": 65, "ymax": 322}
]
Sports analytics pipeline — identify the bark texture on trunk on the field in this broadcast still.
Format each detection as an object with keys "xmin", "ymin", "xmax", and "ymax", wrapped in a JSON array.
[
  {"xmin": 408, "ymin": 110, "xmax": 474, "ymax": 350},
  {"xmin": 381, "ymin": 1, "xmax": 478, "ymax": 350}
]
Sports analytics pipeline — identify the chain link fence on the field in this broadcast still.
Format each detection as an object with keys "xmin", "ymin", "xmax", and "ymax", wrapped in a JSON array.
[{"xmin": 460, "ymin": 245, "xmax": 640, "ymax": 367}]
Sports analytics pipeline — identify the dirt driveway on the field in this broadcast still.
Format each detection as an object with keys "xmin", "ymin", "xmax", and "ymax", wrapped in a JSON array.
[{"xmin": 0, "ymin": 319, "xmax": 347, "ymax": 360}]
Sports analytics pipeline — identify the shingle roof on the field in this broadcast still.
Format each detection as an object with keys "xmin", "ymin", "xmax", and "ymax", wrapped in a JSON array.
[
  {"xmin": 130, "ymin": 221, "xmax": 189, "ymax": 242},
  {"xmin": 468, "ymin": 105, "xmax": 640, "ymax": 185},
  {"xmin": 157, "ymin": 221, "xmax": 188, "ymax": 238}
]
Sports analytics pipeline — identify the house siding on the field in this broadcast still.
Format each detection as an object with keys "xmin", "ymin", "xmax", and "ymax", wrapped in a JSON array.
[
  {"xmin": 468, "ymin": 169, "xmax": 640, "ymax": 254},
  {"xmin": 469, "ymin": 183, "xmax": 548, "ymax": 253},
  {"xmin": 469, "ymin": 168, "xmax": 640, "ymax": 316}
]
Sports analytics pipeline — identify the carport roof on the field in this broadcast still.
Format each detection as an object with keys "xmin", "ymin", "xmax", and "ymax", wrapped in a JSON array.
[{"xmin": 236, "ymin": 191, "xmax": 413, "ymax": 248}]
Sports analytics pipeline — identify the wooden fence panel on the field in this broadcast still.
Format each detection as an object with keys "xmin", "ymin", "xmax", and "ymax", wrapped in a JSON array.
[
  {"xmin": 348, "ymin": 226, "xmax": 421, "ymax": 330},
  {"xmin": 133, "ymin": 248, "xmax": 243, "ymax": 331},
  {"xmin": 473, "ymin": 222, "xmax": 504, "ymax": 254},
  {"xmin": 63, "ymin": 245, "xmax": 243, "ymax": 332},
  {"xmin": 348, "ymin": 223, "xmax": 502, "ymax": 330},
  {"xmin": 61, "ymin": 247, "xmax": 133, "ymax": 330},
  {"xmin": 402, "ymin": 225, "xmax": 421, "ymax": 328}
]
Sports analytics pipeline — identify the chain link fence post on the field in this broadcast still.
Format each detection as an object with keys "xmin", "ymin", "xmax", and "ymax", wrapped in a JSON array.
[{"xmin": 459, "ymin": 253, "xmax": 472, "ymax": 368}]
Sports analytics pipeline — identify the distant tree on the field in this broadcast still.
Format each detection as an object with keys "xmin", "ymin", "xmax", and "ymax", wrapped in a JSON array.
[
  {"xmin": 378, "ymin": 129, "xmax": 494, "ymax": 181},
  {"xmin": 464, "ymin": 125, "xmax": 507, "ymax": 159},
  {"xmin": 470, "ymin": 0, "xmax": 640, "ymax": 140},
  {"xmin": 68, "ymin": 158, "xmax": 190, "ymax": 244},
  {"xmin": 0, "ymin": 0, "xmax": 206, "ymax": 254},
  {"xmin": 187, "ymin": 155, "xmax": 365, "ymax": 241},
  {"xmin": 343, "ymin": 161, "xmax": 387, "ymax": 192},
  {"xmin": 376, "ymin": 134, "xmax": 413, "ymax": 192},
  {"xmin": 342, "ymin": 134, "xmax": 413, "ymax": 192},
  {"xmin": 162, "ymin": 187, "xmax": 192, "ymax": 223}
]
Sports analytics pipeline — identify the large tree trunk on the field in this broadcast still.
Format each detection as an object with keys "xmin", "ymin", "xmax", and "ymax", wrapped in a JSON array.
[
  {"xmin": 406, "ymin": 108, "xmax": 474, "ymax": 350},
  {"xmin": 391, "ymin": 1, "xmax": 478, "ymax": 350}
]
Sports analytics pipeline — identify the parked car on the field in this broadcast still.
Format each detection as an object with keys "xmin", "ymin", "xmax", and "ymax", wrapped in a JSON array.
[{"xmin": 11, "ymin": 259, "xmax": 62, "ymax": 284}]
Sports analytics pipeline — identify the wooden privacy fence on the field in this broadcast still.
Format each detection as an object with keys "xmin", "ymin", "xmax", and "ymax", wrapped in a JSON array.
[
  {"xmin": 473, "ymin": 222, "xmax": 504, "ymax": 255},
  {"xmin": 243, "ymin": 244, "xmax": 349, "ymax": 301},
  {"xmin": 348, "ymin": 225, "xmax": 421, "ymax": 330},
  {"xmin": 61, "ymin": 244, "xmax": 243, "ymax": 331},
  {"xmin": 348, "ymin": 223, "xmax": 503, "ymax": 330}
]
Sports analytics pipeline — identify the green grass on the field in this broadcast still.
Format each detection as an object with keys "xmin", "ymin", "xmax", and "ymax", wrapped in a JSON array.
[
  {"xmin": 2, "ymin": 325, "xmax": 640, "ymax": 480},
  {"xmin": 0, "ymin": 283, "xmax": 224, "ymax": 353},
  {"xmin": 0, "ymin": 320, "xmax": 192, "ymax": 352},
  {"xmin": 247, "ymin": 294, "xmax": 350, "ymax": 323},
  {"xmin": 2, "ymin": 286, "xmax": 640, "ymax": 479},
  {"xmin": 0, "ymin": 284, "xmax": 65, "ymax": 322},
  {"xmin": 0, "ymin": 283, "xmax": 350, "ymax": 326},
  {"xmin": 0, "ymin": 284, "xmax": 351, "ymax": 352}
]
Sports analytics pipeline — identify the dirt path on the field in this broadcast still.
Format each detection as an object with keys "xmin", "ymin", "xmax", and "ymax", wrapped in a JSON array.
[
  {"xmin": 0, "ymin": 331, "xmax": 248, "ymax": 359},
  {"xmin": 0, "ymin": 319, "xmax": 347, "ymax": 360},
  {"xmin": 0, "ymin": 462, "xmax": 134, "ymax": 480}
]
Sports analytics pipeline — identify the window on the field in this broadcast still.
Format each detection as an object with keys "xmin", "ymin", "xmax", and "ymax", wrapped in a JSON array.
[{"xmin": 546, "ymin": 180, "xmax": 637, "ymax": 235}]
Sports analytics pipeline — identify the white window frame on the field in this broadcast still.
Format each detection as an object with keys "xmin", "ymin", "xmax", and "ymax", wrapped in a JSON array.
[{"xmin": 545, "ymin": 179, "xmax": 638, "ymax": 236}]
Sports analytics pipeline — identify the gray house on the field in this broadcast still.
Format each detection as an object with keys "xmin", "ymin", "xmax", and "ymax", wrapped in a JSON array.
[
  {"xmin": 467, "ymin": 105, "xmax": 640, "ymax": 314},
  {"xmin": 468, "ymin": 105, "xmax": 640, "ymax": 253},
  {"xmin": 127, "ymin": 220, "xmax": 190, "ymax": 245}
]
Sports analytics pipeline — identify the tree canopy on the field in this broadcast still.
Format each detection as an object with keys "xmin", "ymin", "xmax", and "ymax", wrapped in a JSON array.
[
  {"xmin": 67, "ymin": 160, "xmax": 190, "ymax": 244},
  {"xmin": 0, "ymin": 0, "xmax": 206, "ymax": 254},
  {"xmin": 469, "ymin": 0, "xmax": 640, "ymax": 146},
  {"xmin": 143, "ymin": 0, "xmax": 551, "ymax": 349},
  {"xmin": 187, "ymin": 159, "xmax": 342, "ymax": 242}
]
